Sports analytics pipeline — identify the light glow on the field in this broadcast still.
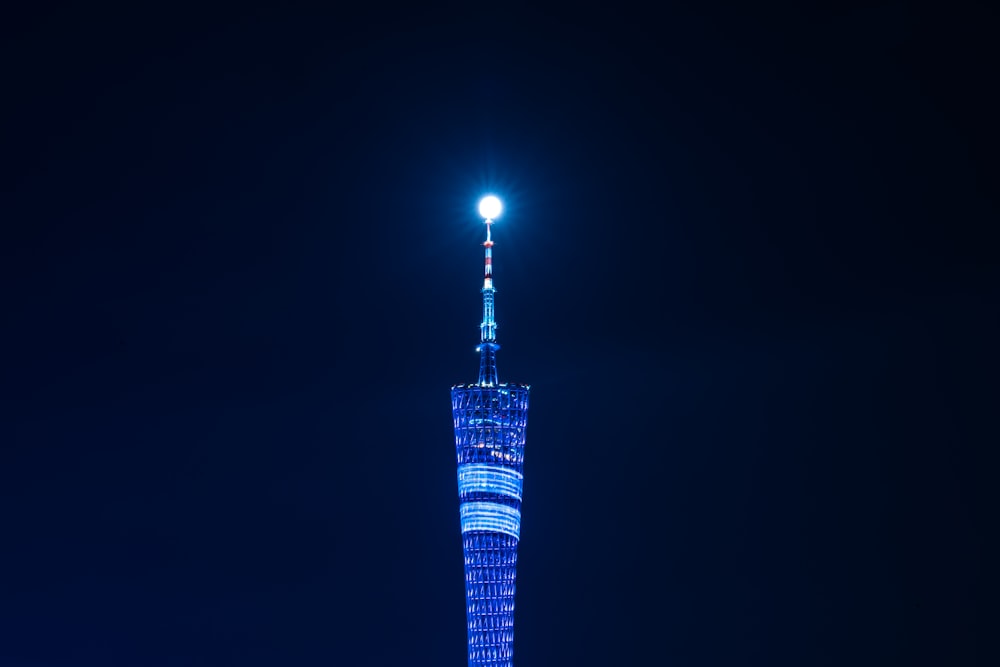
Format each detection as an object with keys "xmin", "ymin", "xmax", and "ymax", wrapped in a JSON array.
[{"xmin": 478, "ymin": 195, "xmax": 502, "ymax": 220}]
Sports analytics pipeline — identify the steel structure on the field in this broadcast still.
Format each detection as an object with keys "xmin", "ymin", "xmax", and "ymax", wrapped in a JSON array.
[{"xmin": 451, "ymin": 198, "xmax": 530, "ymax": 667}]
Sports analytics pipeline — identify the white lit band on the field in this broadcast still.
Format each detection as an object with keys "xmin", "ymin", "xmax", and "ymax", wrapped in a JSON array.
[
  {"xmin": 457, "ymin": 464, "xmax": 523, "ymax": 501},
  {"xmin": 460, "ymin": 502, "xmax": 521, "ymax": 539}
]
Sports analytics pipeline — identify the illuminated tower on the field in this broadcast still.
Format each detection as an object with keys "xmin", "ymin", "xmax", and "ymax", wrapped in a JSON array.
[{"xmin": 451, "ymin": 196, "xmax": 530, "ymax": 667}]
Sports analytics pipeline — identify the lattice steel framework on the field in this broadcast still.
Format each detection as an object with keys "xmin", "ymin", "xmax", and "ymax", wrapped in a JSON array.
[{"xmin": 451, "ymin": 199, "xmax": 530, "ymax": 667}]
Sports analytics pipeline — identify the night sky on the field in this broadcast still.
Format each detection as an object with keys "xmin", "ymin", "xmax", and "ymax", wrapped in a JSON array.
[{"xmin": 1, "ymin": 3, "xmax": 995, "ymax": 666}]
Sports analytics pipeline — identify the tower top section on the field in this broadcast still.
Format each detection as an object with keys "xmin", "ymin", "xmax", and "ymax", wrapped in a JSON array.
[{"xmin": 476, "ymin": 195, "xmax": 501, "ymax": 386}]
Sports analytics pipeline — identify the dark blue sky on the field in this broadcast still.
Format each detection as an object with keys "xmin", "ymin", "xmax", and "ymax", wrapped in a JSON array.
[{"xmin": 1, "ymin": 3, "xmax": 994, "ymax": 666}]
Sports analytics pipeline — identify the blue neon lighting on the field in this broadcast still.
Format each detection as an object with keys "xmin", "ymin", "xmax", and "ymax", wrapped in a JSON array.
[
  {"xmin": 460, "ymin": 502, "xmax": 521, "ymax": 539},
  {"xmin": 458, "ymin": 464, "xmax": 523, "ymax": 500}
]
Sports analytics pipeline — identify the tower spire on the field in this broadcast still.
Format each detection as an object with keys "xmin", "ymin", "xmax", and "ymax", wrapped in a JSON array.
[
  {"xmin": 476, "ymin": 196, "xmax": 502, "ymax": 386},
  {"xmin": 452, "ymin": 192, "xmax": 530, "ymax": 667}
]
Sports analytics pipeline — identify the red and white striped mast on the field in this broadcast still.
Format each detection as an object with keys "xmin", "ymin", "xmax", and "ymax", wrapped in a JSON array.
[{"xmin": 476, "ymin": 195, "xmax": 502, "ymax": 386}]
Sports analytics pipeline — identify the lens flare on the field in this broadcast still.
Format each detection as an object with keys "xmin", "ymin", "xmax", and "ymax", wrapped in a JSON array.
[{"xmin": 478, "ymin": 195, "xmax": 502, "ymax": 220}]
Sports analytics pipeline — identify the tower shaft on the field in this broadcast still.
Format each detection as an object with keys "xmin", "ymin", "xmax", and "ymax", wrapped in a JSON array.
[{"xmin": 452, "ymin": 384, "xmax": 529, "ymax": 666}]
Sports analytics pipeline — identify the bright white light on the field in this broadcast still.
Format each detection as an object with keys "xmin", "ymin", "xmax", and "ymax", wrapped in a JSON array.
[{"xmin": 479, "ymin": 195, "xmax": 502, "ymax": 220}]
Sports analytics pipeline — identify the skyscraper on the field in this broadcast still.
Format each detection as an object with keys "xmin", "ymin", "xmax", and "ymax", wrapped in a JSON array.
[{"xmin": 451, "ymin": 196, "xmax": 530, "ymax": 667}]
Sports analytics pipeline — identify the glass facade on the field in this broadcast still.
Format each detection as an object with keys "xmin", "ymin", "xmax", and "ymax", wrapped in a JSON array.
[{"xmin": 452, "ymin": 383, "xmax": 529, "ymax": 667}]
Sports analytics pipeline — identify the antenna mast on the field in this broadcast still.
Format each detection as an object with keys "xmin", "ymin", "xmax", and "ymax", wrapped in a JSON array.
[{"xmin": 476, "ymin": 196, "xmax": 501, "ymax": 386}]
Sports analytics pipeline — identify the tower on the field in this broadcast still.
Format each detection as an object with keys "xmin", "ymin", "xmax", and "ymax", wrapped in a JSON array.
[{"xmin": 451, "ymin": 196, "xmax": 530, "ymax": 667}]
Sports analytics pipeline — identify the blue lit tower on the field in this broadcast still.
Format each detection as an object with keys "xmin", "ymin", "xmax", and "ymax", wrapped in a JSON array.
[{"xmin": 451, "ymin": 195, "xmax": 530, "ymax": 667}]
